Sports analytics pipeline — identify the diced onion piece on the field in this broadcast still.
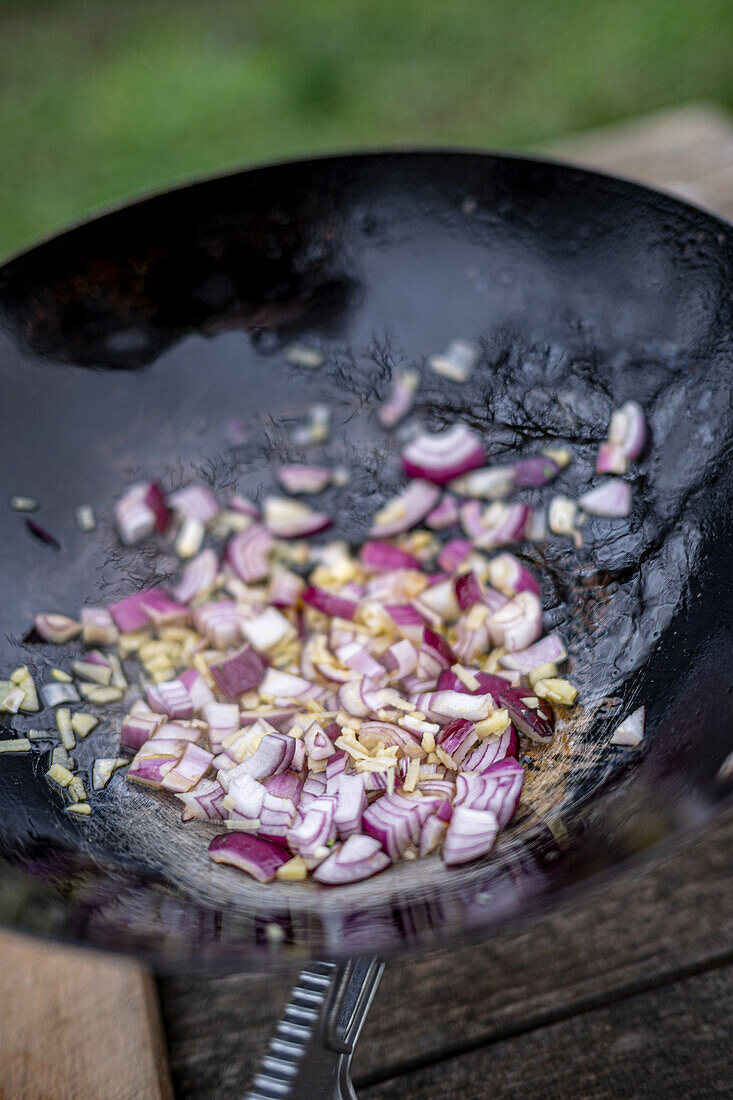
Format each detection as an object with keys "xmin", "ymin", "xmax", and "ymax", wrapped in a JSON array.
[
  {"xmin": 264, "ymin": 496, "xmax": 331, "ymax": 538},
  {"xmin": 451, "ymin": 466, "xmax": 515, "ymax": 499},
  {"xmin": 442, "ymin": 806, "xmax": 499, "ymax": 866},
  {"xmin": 277, "ymin": 465, "xmax": 332, "ymax": 494},
  {"xmin": 402, "ymin": 424, "xmax": 485, "ymax": 485},
  {"xmin": 428, "ymin": 339, "xmax": 478, "ymax": 383},
  {"xmin": 578, "ymin": 479, "xmax": 632, "ymax": 518},
  {"xmin": 610, "ymin": 705, "xmax": 645, "ymax": 747},
  {"xmin": 378, "ymin": 368, "xmax": 420, "ymax": 428},
  {"xmin": 209, "ymin": 833, "xmax": 291, "ymax": 881},
  {"xmin": 548, "ymin": 496, "xmax": 577, "ymax": 536},
  {"xmin": 370, "ymin": 480, "xmax": 441, "ymax": 538},
  {"xmin": 34, "ymin": 613, "xmax": 81, "ymax": 644}
]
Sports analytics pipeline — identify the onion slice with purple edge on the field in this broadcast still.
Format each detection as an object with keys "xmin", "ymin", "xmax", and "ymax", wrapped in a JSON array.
[
  {"xmin": 369, "ymin": 479, "xmax": 441, "ymax": 538},
  {"xmin": 500, "ymin": 633, "xmax": 567, "ymax": 674},
  {"xmin": 171, "ymin": 548, "xmax": 218, "ymax": 603},
  {"xmin": 226, "ymin": 524, "xmax": 274, "ymax": 582},
  {"xmin": 578, "ymin": 479, "xmax": 632, "ymax": 518},
  {"xmin": 360, "ymin": 541, "xmax": 422, "ymax": 572},
  {"xmin": 377, "ymin": 368, "xmax": 420, "ymax": 428},
  {"xmin": 302, "ymin": 586, "xmax": 358, "ymax": 621},
  {"xmin": 513, "ymin": 455, "xmax": 560, "ymax": 488},
  {"xmin": 209, "ymin": 645, "xmax": 265, "ymax": 699},
  {"xmin": 168, "ymin": 484, "xmax": 219, "ymax": 523},
  {"xmin": 463, "ymin": 724, "xmax": 518, "ymax": 770},
  {"xmin": 402, "ymin": 424, "xmax": 485, "ymax": 485},
  {"xmin": 487, "ymin": 552, "xmax": 541, "ymax": 598},
  {"xmin": 461, "ymin": 501, "xmax": 532, "ymax": 549},
  {"xmin": 487, "ymin": 591, "xmax": 542, "ymax": 652},
  {"xmin": 263, "ymin": 496, "xmax": 331, "ymax": 538},
  {"xmin": 209, "ymin": 833, "xmax": 291, "ymax": 882},
  {"xmin": 276, "ymin": 465, "xmax": 332, "ymax": 494},
  {"xmin": 455, "ymin": 759, "xmax": 524, "ymax": 826},
  {"xmin": 314, "ymin": 833, "xmax": 391, "ymax": 884},
  {"xmin": 442, "ymin": 806, "xmax": 500, "ymax": 866},
  {"xmin": 426, "ymin": 493, "xmax": 459, "ymax": 529}
]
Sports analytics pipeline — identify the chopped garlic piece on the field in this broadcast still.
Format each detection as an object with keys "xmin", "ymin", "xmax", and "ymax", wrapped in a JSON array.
[
  {"xmin": 79, "ymin": 685, "xmax": 124, "ymax": 704},
  {"xmin": 47, "ymin": 763, "xmax": 74, "ymax": 787},
  {"xmin": 56, "ymin": 708, "xmax": 76, "ymax": 750},
  {"xmin": 51, "ymin": 668, "xmax": 73, "ymax": 682},
  {"xmin": 543, "ymin": 446, "xmax": 572, "ymax": 468},
  {"xmin": 67, "ymin": 776, "xmax": 88, "ymax": 803},
  {"xmin": 436, "ymin": 747, "xmax": 458, "ymax": 770},
  {"xmin": 421, "ymin": 729, "xmax": 436, "ymax": 753},
  {"xmin": 403, "ymin": 758, "xmax": 420, "ymax": 792},
  {"xmin": 452, "ymin": 663, "xmax": 481, "ymax": 691},
  {"xmin": 66, "ymin": 803, "xmax": 92, "ymax": 816},
  {"xmin": 0, "ymin": 738, "xmax": 31, "ymax": 753},
  {"xmin": 276, "ymin": 856, "xmax": 309, "ymax": 881},
  {"xmin": 475, "ymin": 709, "xmax": 510, "ymax": 740},
  {"xmin": 529, "ymin": 662, "xmax": 558, "ymax": 687},
  {"xmin": 534, "ymin": 677, "xmax": 577, "ymax": 705},
  {"xmin": 548, "ymin": 496, "xmax": 577, "ymax": 536}
]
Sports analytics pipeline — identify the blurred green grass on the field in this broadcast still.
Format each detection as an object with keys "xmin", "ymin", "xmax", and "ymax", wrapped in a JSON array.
[{"xmin": 1, "ymin": 0, "xmax": 731, "ymax": 257}]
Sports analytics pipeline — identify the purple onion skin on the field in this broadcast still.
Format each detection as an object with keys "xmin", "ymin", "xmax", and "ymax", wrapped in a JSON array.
[
  {"xmin": 513, "ymin": 456, "xmax": 560, "ymax": 488},
  {"xmin": 360, "ymin": 541, "xmax": 423, "ymax": 572},
  {"xmin": 436, "ymin": 670, "xmax": 554, "ymax": 743},
  {"xmin": 209, "ymin": 833, "xmax": 291, "ymax": 882},
  {"xmin": 210, "ymin": 645, "xmax": 266, "ymax": 699},
  {"xmin": 302, "ymin": 586, "xmax": 358, "ymax": 621}
]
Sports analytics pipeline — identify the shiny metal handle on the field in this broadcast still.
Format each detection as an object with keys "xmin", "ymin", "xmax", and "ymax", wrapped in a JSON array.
[{"xmin": 246, "ymin": 957, "xmax": 384, "ymax": 1099}]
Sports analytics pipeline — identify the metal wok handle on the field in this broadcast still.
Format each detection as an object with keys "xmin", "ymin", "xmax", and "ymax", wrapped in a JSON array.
[{"xmin": 246, "ymin": 957, "xmax": 384, "ymax": 1099}]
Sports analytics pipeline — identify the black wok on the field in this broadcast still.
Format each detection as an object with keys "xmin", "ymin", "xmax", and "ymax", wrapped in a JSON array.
[{"xmin": 0, "ymin": 152, "xmax": 731, "ymax": 996}]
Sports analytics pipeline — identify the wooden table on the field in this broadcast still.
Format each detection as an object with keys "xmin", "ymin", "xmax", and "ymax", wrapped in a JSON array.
[{"xmin": 2, "ymin": 105, "xmax": 733, "ymax": 1099}]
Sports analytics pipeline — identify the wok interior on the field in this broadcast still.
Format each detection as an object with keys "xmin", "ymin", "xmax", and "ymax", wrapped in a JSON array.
[{"xmin": 0, "ymin": 153, "xmax": 731, "ymax": 968}]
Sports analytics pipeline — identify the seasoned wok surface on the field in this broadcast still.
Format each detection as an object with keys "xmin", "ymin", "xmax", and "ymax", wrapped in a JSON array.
[{"xmin": 0, "ymin": 152, "xmax": 731, "ymax": 966}]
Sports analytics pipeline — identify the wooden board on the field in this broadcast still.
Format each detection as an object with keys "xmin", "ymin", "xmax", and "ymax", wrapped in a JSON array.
[{"xmin": 0, "ymin": 931, "xmax": 173, "ymax": 1100}]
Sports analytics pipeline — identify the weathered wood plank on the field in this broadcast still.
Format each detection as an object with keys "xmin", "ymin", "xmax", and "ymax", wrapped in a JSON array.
[
  {"xmin": 546, "ymin": 103, "xmax": 733, "ymax": 222},
  {"xmin": 360, "ymin": 964, "xmax": 733, "ymax": 1099},
  {"xmin": 0, "ymin": 930, "xmax": 173, "ymax": 1100},
  {"xmin": 160, "ymin": 808, "xmax": 733, "ymax": 1099}
]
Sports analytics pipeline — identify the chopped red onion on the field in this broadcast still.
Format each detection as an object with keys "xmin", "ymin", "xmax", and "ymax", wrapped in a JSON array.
[
  {"xmin": 177, "ymin": 778, "xmax": 226, "ymax": 821},
  {"xmin": 313, "ymin": 833, "xmax": 391, "ymax": 884},
  {"xmin": 161, "ymin": 742, "xmax": 214, "ymax": 793},
  {"xmin": 277, "ymin": 464, "xmax": 332, "ymax": 494},
  {"xmin": 337, "ymin": 642, "xmax": 385, "ymax": 680},
  {"xmin": 264, "ymin": 496, "xmax": 331, "ymax": 538},
  {"xmin": 382, "ymin": 638, "xmax": 418, "ymax": 677},
  {"xmin": 147, "ymin": 679, "xmax": 194, "ymax": 720},
  {"xmin": 140, "ymin": 588, "xmax": 189, "ymax": 628},
  {"xmin": 462, "ymin": 724, "xmax": 518, "ymax": 770},
  {"xmin": 332, "ymin": 772, "xmax": 367, "ymax": 838},
  {"xmin": 513, "ymin": 456, "xmax": 560, "ymax": 488},
  {"xmin": 304, "ymin": 723, "xmax": 336, "ymax": 762},
  {"xmin": 288, "ymin": 795, "xmax": 336, "ymax": 857},
  {"xmin": 486, "ymin": 552, "xmax": 541, "ymax": 598},
  {"xmin": 360, "ymin": 541, "xmax": 422, "ymax": 573},
  {"xmin": 209, "ymin": 833, "xmax": 291, "ymax": 882},
  {"xmin": 378, "ymin": 368, "xmax": 420, "ymax": 428},
  {"xmin": 228, "ymin": 495, "xmax": 260, "ymax": 518},
  {"xmin": 609, "ymin": 400, "xmax": 647, "ymax": 461},
  {"xmin": 451, "ymin": 466, "xmax": 515, "ymax": 499},
  {"xmin": 487, "ymin": 592, "xmax": 542, "ymax": 652},
  {"xmin": 226, "ymin": 524, "xmax": 274, "ymax": 582},
  {"xmin": 455, "ymin": 759, "xmax": 523, "ymax": 826},
  {"xmin": 437, "ymin": 717, "xmax": 478, "ymax": 763},
  {"xmin": 171, "ymin": 549, "xmax": 218, "ymax": 604},
  {"xmin": 419, "ymin": 816, "xmax": 448, "ymax": 857},
  {"xmin": 454, "ymin": 570, "xmax": 483, "ymax": 610},
  {"xmin": 426, "ymin": 493, "xmax": 460, "ymax": 529},
  {"xmin": 179, "ymin": 668, "xmax": 216, "ymax": 712},
  {"xmin": 210, "ymin": 645, "xmax": 265, "ymax": 699},
  {"xmin": 461, "ymin": 501, "xmax": 531, "ymax": 549},
  {"xmin": 193, "ymin": 601, "xmax": 245, "ymax": 649},
  {"xmin": 369, "ymin": 479, "xmax": 441, "ymax": 537},
  {"xmin": 611, "ymin": 705, "xmax": 645, "ymax": 747},
  {"xmin": 442, "ymin": 806, "xmax": 499, "ymax": 865},
  {"xmin": 127, "ymin": 738, "xmax": 186, "ymax": 788},
  {"xmin": 437, "ymin": 538, "xmax": 473, "ymax": 573},
  {"xmin": 168, "ymin": 484, "xmax": 219, "ymax": 523},
  {"xmin": 34, "ymin": 613, "xmax": 81, "ymax": 644},
  {"xmin": 578, "ymin": 479, "xmax": 632, "ymax": 518},
  {"xmin": 500, "ymin": 634, "xmax": 567, "ymax": 674},
  {"xmin": 108, "ymin": 591, "xmax": 151, "ymax": 633},
  {"xmin": 363, "ymin": 793, "xmax": 435, "ymax": 859},
  {"xmin": 402, "ymin": 424, "xmax": 485, "ymax": 485},
  {"xmin": 81, "ymin": 607, "xmax": 119, "ymax": 646},
  {"xmin": 268, "ymin": 566, "xmax": 305, "ymax": 608},
  {"xmin": 303, "ymin": 586, "xmax": 358, "ymax": 621}
]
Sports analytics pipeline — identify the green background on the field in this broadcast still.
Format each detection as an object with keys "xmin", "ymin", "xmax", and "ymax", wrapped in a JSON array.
[{"xmin": 1, "ymin": 0, "xmax": 731, "ymax": 258}]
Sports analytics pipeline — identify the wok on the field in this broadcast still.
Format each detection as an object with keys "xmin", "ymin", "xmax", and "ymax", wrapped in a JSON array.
[{"xmin": 0, "ymin": 152, "xmax": 731, "ymax": 1097}]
